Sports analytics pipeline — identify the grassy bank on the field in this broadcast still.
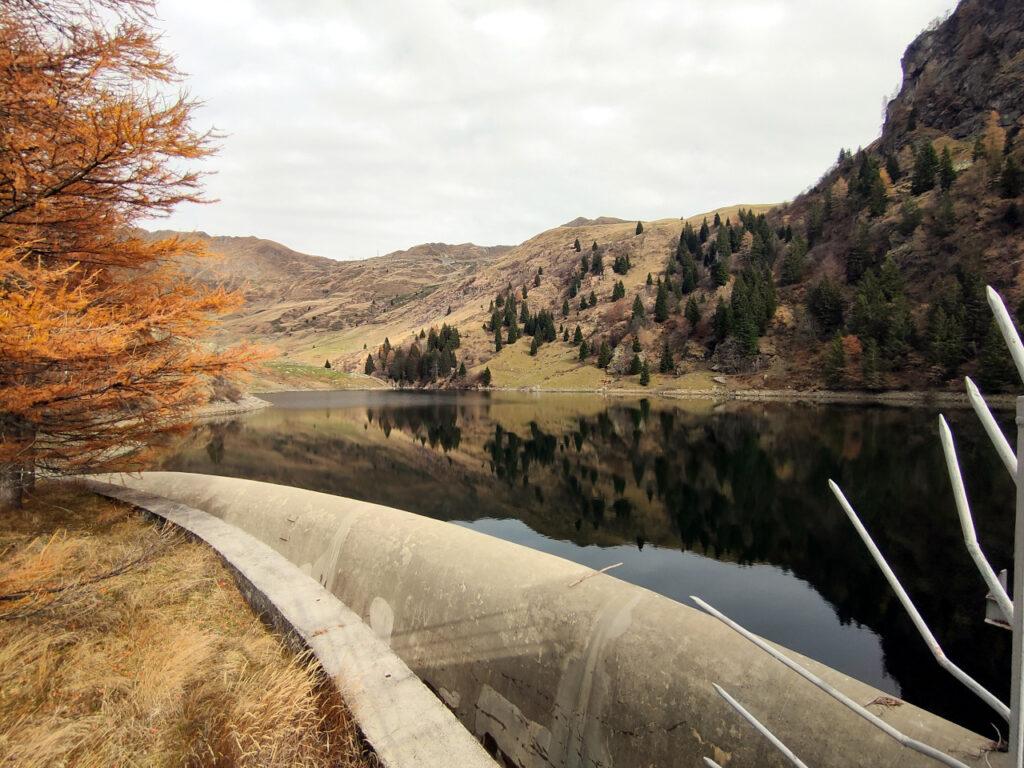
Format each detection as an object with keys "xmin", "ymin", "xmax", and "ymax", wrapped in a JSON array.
[
  {"xmin": 0, "ymin": 486, "xmax": 378, "ymax": 768},
  {"xmin": 250, "ymin": 361, "xmax": 392, "ymax": 393}
]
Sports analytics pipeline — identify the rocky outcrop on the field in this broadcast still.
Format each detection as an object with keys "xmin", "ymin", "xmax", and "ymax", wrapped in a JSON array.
[{"xmin": 883, "ymin": 0, "xmax": 1024, "ymax": 148}]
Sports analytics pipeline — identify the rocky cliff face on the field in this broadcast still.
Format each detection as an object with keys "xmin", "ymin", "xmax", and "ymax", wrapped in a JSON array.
[{"xmin": 883, "ymin": 0, "xmax": 1024, "ymax": 148}]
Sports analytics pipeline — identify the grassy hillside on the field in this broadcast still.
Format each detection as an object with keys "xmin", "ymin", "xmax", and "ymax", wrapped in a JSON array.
[
  {"xmin": 182, "ymin": 0, "xmax": 1023, "ymax": 394},
  {"xmin": 276, "ymin": 206, "xmax": 771, "ymax": 386}
]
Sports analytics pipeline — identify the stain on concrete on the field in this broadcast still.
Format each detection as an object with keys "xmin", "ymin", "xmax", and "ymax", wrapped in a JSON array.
[
  {"xmin": 369, "ymin": 596, "xmax": 394, "ymax": 645},
  {"xmin": 551, "ymin": 593, "xmax": 642, "ymax": 768},
  {"xmin": 439, "ymin": 686, "xmax": 461, "ymax": 710},
  {"xmin": 475, "ymin": 684, "xmax": 553, "ymax": 768}
]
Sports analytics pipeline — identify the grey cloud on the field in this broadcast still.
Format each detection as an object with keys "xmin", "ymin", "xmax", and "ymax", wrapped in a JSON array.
[{"xmin": 149, "ymin": 0, "xmax": 956, "ymax": 259}]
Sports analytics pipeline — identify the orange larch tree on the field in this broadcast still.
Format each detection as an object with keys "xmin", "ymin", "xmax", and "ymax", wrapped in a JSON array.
[{"xmin": 0, "ymin": 0, "xmax": 261, "ymax": 508}]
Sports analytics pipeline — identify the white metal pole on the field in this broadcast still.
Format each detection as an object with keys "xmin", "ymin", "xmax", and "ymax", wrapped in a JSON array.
[
  {"xmin": 1011, "ymin": 396, "xmax": 1024, "ymax": 766},
  {"xmin": 712, "ymin": 684, "xmax": 810, "ymax": 768}
]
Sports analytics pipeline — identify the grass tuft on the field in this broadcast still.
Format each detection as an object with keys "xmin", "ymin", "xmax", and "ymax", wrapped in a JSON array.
[{"xmin": 0, "ymin": 485, "xmax": 378, "ymax": 768}]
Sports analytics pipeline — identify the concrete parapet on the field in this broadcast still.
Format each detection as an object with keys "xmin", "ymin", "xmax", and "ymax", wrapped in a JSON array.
[
  {"xmin": 87, "ymin": 472, "xmax": 1005, "ymax": 768},
  {"xmin": 77, "ymin": 478, "xmax": 497, "ymax": 768}
]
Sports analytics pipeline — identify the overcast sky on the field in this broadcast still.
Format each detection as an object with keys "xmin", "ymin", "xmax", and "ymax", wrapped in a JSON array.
[{"xmin": 149, "ymin": 0, "xmax": 957, "ymax": 260}]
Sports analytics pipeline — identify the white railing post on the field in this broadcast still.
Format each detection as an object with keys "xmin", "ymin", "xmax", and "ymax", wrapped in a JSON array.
[
  {"xmin": 1011, "ymin": 396, "xmax": 1024, "ymax": 767},
  {"xmin": 693, "ymin": 287, "xmax": 1024, "ymax": 766}
]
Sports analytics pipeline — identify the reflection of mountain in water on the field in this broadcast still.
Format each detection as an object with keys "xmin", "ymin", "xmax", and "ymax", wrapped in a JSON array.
[{"xmin": 161, "ymin": 392, "xmax": 1012, "ymax": 734}]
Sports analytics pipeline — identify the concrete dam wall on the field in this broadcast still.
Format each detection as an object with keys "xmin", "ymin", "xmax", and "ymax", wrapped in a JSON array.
[{"xmin": 97, "ymin": 472, "xmax": 1001, "ymax": 768}]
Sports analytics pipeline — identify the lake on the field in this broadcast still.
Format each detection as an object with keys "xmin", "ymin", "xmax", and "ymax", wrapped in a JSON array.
[{"xmin": 161, "ymin": 389, "xmax": 1014, "ymax": 734}]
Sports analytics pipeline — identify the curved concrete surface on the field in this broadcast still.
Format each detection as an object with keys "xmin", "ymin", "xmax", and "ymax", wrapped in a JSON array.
[
  {"xmin": 75, "ymin": 478, "xmax": 496, "ymax": 768},
  {"xmin": 93, "ymin": 472, "xmax": 1004, "ymax": 768}
]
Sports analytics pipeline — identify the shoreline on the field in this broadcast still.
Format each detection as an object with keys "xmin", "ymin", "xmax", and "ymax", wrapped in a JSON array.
[
  {"xmin": 488, "ymin": 385, "xmax": 1017, "ymax": 409},
  {"xmin": 243, "ymin": 382, "xmax": 1014, "ymax": 410},
  {"xmin": 196, "ymin": 393, "xmax": 273, "ymax": 419}
]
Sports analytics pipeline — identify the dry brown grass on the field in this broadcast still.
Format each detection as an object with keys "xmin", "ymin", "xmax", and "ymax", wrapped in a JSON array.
[{"xmin": 0, "ymin": 485, "xmax": 378, "ymax": 768}]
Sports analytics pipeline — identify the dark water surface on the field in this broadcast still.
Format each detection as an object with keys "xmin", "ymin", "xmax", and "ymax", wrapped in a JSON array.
[{"xmin": 161, "ymin": 390, "xmax": 1014, "ymax": 733}]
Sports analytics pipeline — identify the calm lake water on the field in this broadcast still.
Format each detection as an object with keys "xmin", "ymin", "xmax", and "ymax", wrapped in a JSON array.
[{"xmin": 162, "ymin": 390, "xmax": 1014, "ymax": 734}]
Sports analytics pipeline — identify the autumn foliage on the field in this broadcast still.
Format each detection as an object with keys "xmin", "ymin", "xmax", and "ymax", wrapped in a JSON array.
[{"xmin": 0, "ymin": 0, "xmax": 260, "ymax": 507}]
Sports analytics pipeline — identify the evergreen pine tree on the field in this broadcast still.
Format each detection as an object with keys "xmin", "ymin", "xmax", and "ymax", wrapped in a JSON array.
[
  {"xmin": 659, "ymin": 340, "xmax": 673, "ymax": 373},
  {"xmin": 654, "ymin": 281, "xmax": 669, "ymax": 322},
  {"xmin": 458, "ymin": 361, "xmax": 467, "ymax": 378},
  {"xmin": 846, "ymin": 223, "xmax": 871, "ymax": 284},
  {"xmin": 824, "ymin": 333, "xmax": 846, "ymax": 389},
  {"xmin": 680, "ymin": 252, "xmax": 698, "ymax": 293},
  {"xmin": 911, "ymin": 142, "xmax": 939, "ymax": 194},
  {"xmin": 780, "ymin": 235, "xmax": 808, "ymax": 286},
  {"xmin": 574, "ymin": 237, "xmax": 581, "ymax": 252},
  {"xmin": 929, "ymin": 305, "xmax": 965, "ymax": 376},
  {"xmin": 591, "ymin": 250, "xmax": 604, "ymax": 274},
  {"xmin": 868, "ymin": 173, "xmax": 888, "ymax": 217},
  {"xmin": 682, "ymin": 222, "xmax": 699, "ymax": 253},
  {"xmin": 931, "ymin": 193, "xmax": 956, "ymax": 237},
  {"xmin": 481, "ymin": 367, "xmax": 492, "ymax": 386},
  {"xmin": 631, "ymin": 294, "xmax": 645, "ymax": 322},
  {"xmin": 597, "ymin": 341, "xmax": 612, "ymax": 368},
  {"xmin": 534, "ymin": 272, "xmax": 541, "ymax": 287},
  {"xmin": 573, "ymin": 325, "xmax": 583, "ymax": 345},
  {"xmin": 581, "ymin": 254, "xmax": 590, "ymax": 273},
  {"xmin": 578, "ymin": 339, "xmax": 589, "ymax": 360},
  {"xmin": 898, "ymin": 199, "xmax": 922, "ymax": 235},
  {"xmin": 562, "ymin": 298, "xmax": 570, "ymax": 317},
  {"xmin": 713, "ymin": 299, "xmax": 731, "ymax": 342},
  {"xmin": 1006, "ymin": 202, "xmax": 1023, "ymax": 228},
  {"xmin": 938, "ymin": 146, "xmax": 956, "ymax": 191},
  {"xmin": 861, "ymin": 338, "xmax": 881, "ymax": 389},
  {"xmin": 592, "ymin": 240, "xmax": 598, "ymax": 251},
  {"xmin": 646, "ymin": 273, "xmax": 653, "ymax": 286},
  {"xmin": 712, "ymin": 256, "xmax": 729, "ymax": 286},
  {"xmin": 713, "ymin": 212, "xmax": 721, "ymax": 226},
  {"xmin": 885, "ymin": 153, "xmax": 901, "ymax": 182},
  {"xmin": 972, "ymin": 136, "xmax": 987, "ymax": 162},
  {"xmin": 685, "ymin": 296, "xmax": 700, "ymax": 326},
  {"xmin": 629, "ymin": 353, "xmax": 642, "ymax": 375},
  {"xmin": 730, "ymin": 276, "xmax": 758, "ymax": 355},
  {"xmin": 699, "ymin": 218, "xmax": 710, "ymax": 243},
  {"xmin": 324, "ymin": 359, "xmax": 331, "ymax": 369},
  {"xmin": 635, "ymin": 221, "xmax": 644, "ymax": 235},
  {"xmin": 1001, "ymin": 156, "xmax": 1023, "ymax": 198},
  {"xmin": 364, "ymin": 354, "xmax": 375, "ymax": 374},
  {"xmin": 639, "ymin": 360, "xmax": 650, "ymax": 386},
  {"xmin": 716, "ymin": 224, "xmax": 731, "ymax": 258},
  {"xmin": 978, "ymin": 322, "xmax": 1017, "ymax": 391},
  {"xmin": 562, "ymin": 328, "xmax": 569, "ymax": 342},
  {"xmin": 529, "ymin": 335, "xmax": 540, "ymax": 356}
]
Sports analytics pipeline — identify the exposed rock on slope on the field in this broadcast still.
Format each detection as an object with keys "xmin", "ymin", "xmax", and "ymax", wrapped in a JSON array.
[{"xmin": 883, "ymin": 0, "xmax": 1024, "ymax": 147}]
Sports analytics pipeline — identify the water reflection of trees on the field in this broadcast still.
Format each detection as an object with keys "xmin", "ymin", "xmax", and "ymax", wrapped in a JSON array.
[
  {"xmin": 372, "ymin": 399, "xmax": 1012, "ymax": 733},
  {"xmin": 170, "ymin": 397, "xmax": 1012, "ymax": 733},
  {"xmin": 367, "ymin": 403, "xmax": 462, "ymax": 452}
]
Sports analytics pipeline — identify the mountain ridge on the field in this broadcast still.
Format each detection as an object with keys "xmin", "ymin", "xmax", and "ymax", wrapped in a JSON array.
[{"xmin": 182, "ymin": 0, "xmax": 1024, "ymax": 393}]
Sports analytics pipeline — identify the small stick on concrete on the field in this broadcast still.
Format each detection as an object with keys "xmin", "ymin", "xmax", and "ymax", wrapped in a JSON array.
[{"xmin": 568, "ymin": 562, "xmax": 622, "ymax": 587}]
